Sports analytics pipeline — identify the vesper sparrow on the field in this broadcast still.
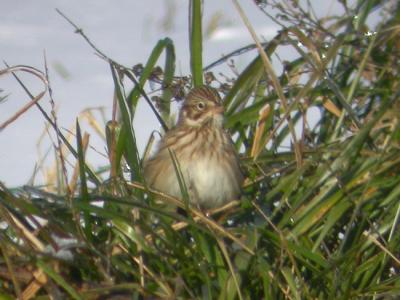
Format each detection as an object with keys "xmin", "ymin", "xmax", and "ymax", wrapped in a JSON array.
[{"xmin": 143, "ymin": 86, "xmax": 243, "ymax": 208}]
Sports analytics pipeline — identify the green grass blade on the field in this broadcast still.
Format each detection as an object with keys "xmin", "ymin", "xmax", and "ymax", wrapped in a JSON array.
[
  {"xmin": 281, "ymin": 267, "xmax": 301, "ymax": 300},
  {"xmin": 37, "ymin": 260, "xmax": 83, "ymax": 300},
  {"xmin": 160, "ymin": 40, "xmax": 176, "ymax": 123},
  {"xmin": 168, "ymin": 149, "xmax": 190, "ymax": 208},
  {"xmin": 190, "ymin": 0, "xmax": 203, "ymax": 86},
  {"xmin": 110, "ymin": 64, "xmax": 142, "ymax": 181},
  {"xmin": 127, "ymin": 38, "xmax": 176, "ymax": 114},
  {"xmin": 76, "ymin": 120, "xmax": 89, "ymax": 202}
]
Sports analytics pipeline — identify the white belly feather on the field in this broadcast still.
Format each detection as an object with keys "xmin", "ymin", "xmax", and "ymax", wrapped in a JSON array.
[{"xmin": 184, "ymin": 157, "xmax": 236, "ymax": 207}]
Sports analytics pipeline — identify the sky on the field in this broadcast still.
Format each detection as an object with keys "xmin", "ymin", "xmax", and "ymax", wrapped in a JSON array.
[{"xmin": 0, "ymin": 0, "xmax": 381, "ymax": 187}]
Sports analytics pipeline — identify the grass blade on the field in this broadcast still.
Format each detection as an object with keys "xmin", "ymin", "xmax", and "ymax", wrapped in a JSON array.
[{"xmin": 190, "ymin": 0, "xmax": 203, "ymax": 86}]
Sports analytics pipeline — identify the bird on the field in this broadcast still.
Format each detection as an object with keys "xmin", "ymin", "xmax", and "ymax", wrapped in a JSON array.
[{"xmin": 143, "ymin": 85, "xmax": 244, "ymax": 208}]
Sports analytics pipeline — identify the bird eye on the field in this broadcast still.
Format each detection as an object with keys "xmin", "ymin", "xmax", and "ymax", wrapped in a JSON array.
[{"xmin": 196, "ymin": 102, "xmax": 206, "ymax": 110}]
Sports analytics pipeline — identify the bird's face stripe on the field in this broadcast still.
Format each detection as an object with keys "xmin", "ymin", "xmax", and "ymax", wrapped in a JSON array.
[
  {"xmin": 177, "ymin": 86, "xmax": 225, "ymax": 127},
  {"xmin": 186, "ymin": 86, "xmax": 222, "ymax": 105}
]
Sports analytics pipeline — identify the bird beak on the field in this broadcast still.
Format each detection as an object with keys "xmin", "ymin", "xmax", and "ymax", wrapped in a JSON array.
[{"xmin": 213, "ymin": 105, "xmax": 224, "ymax": 115}]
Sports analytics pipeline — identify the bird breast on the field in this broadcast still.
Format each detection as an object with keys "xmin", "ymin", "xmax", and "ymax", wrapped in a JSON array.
[
  {"xmin": 144, "ymin": 126, "xmax": 242, "ymax": 208},
  {"xmin": 182, "ymin": 155, "xmax": 241, "ymax": 207}
]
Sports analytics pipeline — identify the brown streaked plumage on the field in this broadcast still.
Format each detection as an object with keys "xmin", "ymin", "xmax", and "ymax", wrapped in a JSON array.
[{"xmin": 143, "ymin": 86, "xmax": 244, "ymax": 208}]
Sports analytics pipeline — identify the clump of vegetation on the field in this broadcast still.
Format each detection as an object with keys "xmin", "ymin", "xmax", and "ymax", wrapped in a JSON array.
[{"xmin": 1, "ymin": 0, "xmax": 399, "ymax": 299}]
